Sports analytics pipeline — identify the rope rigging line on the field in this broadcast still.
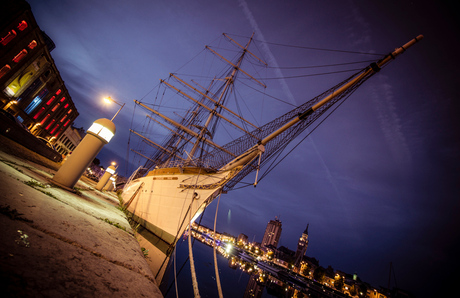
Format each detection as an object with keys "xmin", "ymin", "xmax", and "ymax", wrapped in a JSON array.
[
  {"xmin": 186, "ymin": 162, "xmax": 209, "ymax": 298},
  {"xmin": 255, "ymin": 39, "xmax": 385, "ymax": 56},
  {"xmin": 238, "ymin": 79, "xmax": 297, "ymax": 107},
  {"xmin": 223, "ymin": 33, "xmax": 385, "ymax": 56},
  {"xmin": 165, "ymin": 209, "xmax": 207, "ymax": 297},
  {"xmin": 257, "ymin": 86, "xmax": 356, "ymax": 184},
  {"xmin": 264, "ymin": 59, "xmax": 377, "ymax": 69},
  {"xmin": 257, "ymin": 68, "xmax": 363, "ymax": 80},
  {"xmin": 124, "ymin": 102, "xmax": 137, "ymax": 176},
  {"xmin": 173, "ymin": 248, "xmax": 179, "ymax": 298},
  {"xmin": 188, "ymin": 216, "xmax": 200, "ymax": 298},
  {"xmin": 211, "ymin": 66, "xmax": 376, "ymax": 191},
  {"xmin": 213, "ymin": 193, "xmax": 224, "ymax": 298}
]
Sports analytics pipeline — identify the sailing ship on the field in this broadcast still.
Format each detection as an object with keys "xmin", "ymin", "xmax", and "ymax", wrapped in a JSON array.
[{"xmin": 121, "ymin": 33, "xmax": 423, "ymax": 286}]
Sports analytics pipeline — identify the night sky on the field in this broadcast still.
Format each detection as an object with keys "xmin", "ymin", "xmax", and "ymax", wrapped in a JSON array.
[{"xmin": 26, "ymin": 0, "xmax": 459, "ymax": 297}]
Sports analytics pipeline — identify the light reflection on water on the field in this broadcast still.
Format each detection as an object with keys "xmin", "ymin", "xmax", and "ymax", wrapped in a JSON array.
[{"xmin": 164, "ymin": 239, "xmax": 250, "ymax": 297}]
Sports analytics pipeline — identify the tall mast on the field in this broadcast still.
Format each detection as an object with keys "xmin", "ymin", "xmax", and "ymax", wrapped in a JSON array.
[
  {"xmin": 187, "ymin": 33, "xmax": 258, "ymax": 160},
  {"xmin": 134, "ymin": 100, "xmax": 236, "ymax": 158}
]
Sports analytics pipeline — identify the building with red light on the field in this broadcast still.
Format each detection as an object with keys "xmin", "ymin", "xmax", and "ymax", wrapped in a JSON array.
[{"xmin": 0, "ymin": 0, "xmax": 78, "ymax": 143}]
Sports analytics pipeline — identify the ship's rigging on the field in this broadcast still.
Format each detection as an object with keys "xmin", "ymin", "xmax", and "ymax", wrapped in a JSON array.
[
  {"xmin": 126, "ymin": 33, "xmax": 422, "ymax": 192},
  {"xmin": 121, "ymin": 33, "xmax": 423, "ymax": 287}
]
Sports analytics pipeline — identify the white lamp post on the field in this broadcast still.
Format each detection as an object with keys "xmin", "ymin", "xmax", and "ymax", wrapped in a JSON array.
[
  {"xmin": 96, "ymin": 165, "xmax": 116, "ymax": 190},
  {"xmin": 103, "ymin": 176, "xmax": 117, "ymax": 191},
  {"xmin": 51, "ymin": 97, "xmax": 124, "ymax": 191},
  {"xmin": 51, "ymin": 118, "xmax": 116, "ymax": 190}
]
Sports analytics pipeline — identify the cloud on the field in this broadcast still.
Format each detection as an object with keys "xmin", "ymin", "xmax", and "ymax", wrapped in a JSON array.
[
  {"xmin": 237, "ymin": 0, "xmax": 296, "ymax": 105},
  {"xmin": 344, "ymin": 2, "xmax": 412, "ymax": 172},
  {"xmin": 346, "ymin": 5, "xmax": 372, "ymax": 48},
  {"xmin": 369, "ymin": 76, "xmax": 412, "ymax": 169}
]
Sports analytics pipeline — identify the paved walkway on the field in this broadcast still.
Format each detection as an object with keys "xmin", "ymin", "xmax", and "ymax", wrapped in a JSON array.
[{"xmin": 0, "ymin": 135, "xmax": 163, "ymax": 297}]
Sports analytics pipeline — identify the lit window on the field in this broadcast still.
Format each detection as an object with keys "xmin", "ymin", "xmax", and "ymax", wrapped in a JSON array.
[
  {"xmin": 67, "ymin": 109, "xmax": 72, "ymax": 114},
  {"xmin": 33, "ymin": 107, "xmax": 45, "ymax": 119},
  {"xmin": 55, "ymin": 89, "xmax": 61, "ymax": 95},
  {"xmin": 1, "ymin": 30, "xmax": 17, "ymax": 46},
  {"xmin": 64, "ymin": 119, "xmax": 70, "ymax": 127},
  {"xmin": 25, "ymin": 97, "xmax": 42, "ymax": 114},
  {"xmin": 0, "ymin": 65, "xmax": 11, "ymax": 79},
  {"xmin": 55, "ymin": 127, "xmax": 64, "ymax": 138},
  {"xmin": 60, "ymin": 96, "xmax": 66, "ymax": 102},
  {"xmin": 51, "ymin": 103, "xmax": 60, "ymax": 112},
  {"xmin": 46, "ymin": 96, "xmax": 55, "ymax": 105},
  {"xmin": 41, "ymin": 114, "xmax": 50, "ymax": 125},
  {"xmin": 4, "ymin": 86, "xmax": 15, "ymax": 96},
  {"xmin": 17, "ymin": 21, "xmax": 28, "ymax": 31},
  {"xmin": 28, "ymin": 40, "xmax": 37, "ymax": 49},
  {"xmin": 12, "ymin": 49, "xmax": 28, "ymax": 63},
  {"xmin": 4, "ymin": 57, "xmax": 44, "ymax": 97},
  {"xmin": 60, "ymin": 115, "xmax": 67, "ymax": 122},
  {"xmin": 64, "ymin": 103, "xmax": 69, "ymax": 108},
  {"xmin": 51, "ymin": 124, "xmax": 59, "ymax": 134},
  {"xmin": 24, "ymin": 89, "xmax": 48, "ymax": 114},
  {"xmin": 46, "ymin": 119, "xmax": 55, "ymax": 130}
]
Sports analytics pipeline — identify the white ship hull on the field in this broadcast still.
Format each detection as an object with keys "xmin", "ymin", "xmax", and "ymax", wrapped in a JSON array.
[{"xmin": 121, "ymin": 166, "xmax": 242, "ymax": 283}]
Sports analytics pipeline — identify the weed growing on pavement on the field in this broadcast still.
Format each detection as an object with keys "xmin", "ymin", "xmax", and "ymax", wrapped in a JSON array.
[
  {"xmin": 114, "ymin": 193, "xmax": 149, "ymax": 259},
  {"xmin": 141, "ymin": 247, "xmax": 149, "ymax": 258},
  {"xmin": 24, "ymin": 180, "xmax": 58, "ymax": 200},
  {"xmin": 24, "ymin": 180, "xmax": 46, "ymax": 188},
  {"xmin": 102, "ymin": 218, "xmax": 126, "ymax": 231},
  {"xmin": 42, "ymin": 191, "xmax": 58, "ymax": 200}
]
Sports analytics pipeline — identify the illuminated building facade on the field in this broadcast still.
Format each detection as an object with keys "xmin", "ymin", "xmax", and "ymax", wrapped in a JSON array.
[
  {"xmin": 0, "ymin": 0, "xmax": 78, "ymax": 142},
  {"xmin": 261, "ymin": 217, "xmax": 282, "ymax": 248},
  {"xmin": 54, "ymin": 126, "xmax": 85, "ymax": 156}
]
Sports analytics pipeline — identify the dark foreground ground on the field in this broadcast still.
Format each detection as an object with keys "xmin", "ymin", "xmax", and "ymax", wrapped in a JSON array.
[{"xmin": 0, "ymin": 135, "xmax": 163, "ymax": 297}]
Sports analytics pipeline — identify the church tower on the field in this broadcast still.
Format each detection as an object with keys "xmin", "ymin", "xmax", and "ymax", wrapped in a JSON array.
[{"xmin": 294, "ymin": 224, "xmax": 309, "ymax": 267}]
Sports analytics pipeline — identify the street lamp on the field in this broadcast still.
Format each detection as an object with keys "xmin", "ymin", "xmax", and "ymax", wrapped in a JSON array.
[
  {"xmin": 95, "ymin": 164, "xmax": 116, "ymax": 190},
  {"xmin": 104, "ymin": 96, "xmax": 125, "ymax": 121},
  {"xmin": 51, "ymin": 96, "xmax": 126, "ymax": 191},
  {"xmin": 51, "ymin": 118, "xmax": 116, "ymax": 190}
]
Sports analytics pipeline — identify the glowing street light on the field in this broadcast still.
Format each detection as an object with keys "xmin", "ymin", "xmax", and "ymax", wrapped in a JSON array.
[
  {"xmin": 51, "ymin": 96, "xmax": 126, "ymax": 191},
  {"xmin": 104, "ymin": 96, "xmax": 125, "ymax": 121}
]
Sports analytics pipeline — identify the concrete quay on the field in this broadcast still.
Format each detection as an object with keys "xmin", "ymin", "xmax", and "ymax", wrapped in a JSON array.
[{"xmin": 0, "ymin": 136, "xmax": 163, "ymax": 297}]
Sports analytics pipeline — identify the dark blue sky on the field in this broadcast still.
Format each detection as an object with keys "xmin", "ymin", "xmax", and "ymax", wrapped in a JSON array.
[{"xmin": 27, "ymin": 0, "xmax": 459, "ymax": 297}]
